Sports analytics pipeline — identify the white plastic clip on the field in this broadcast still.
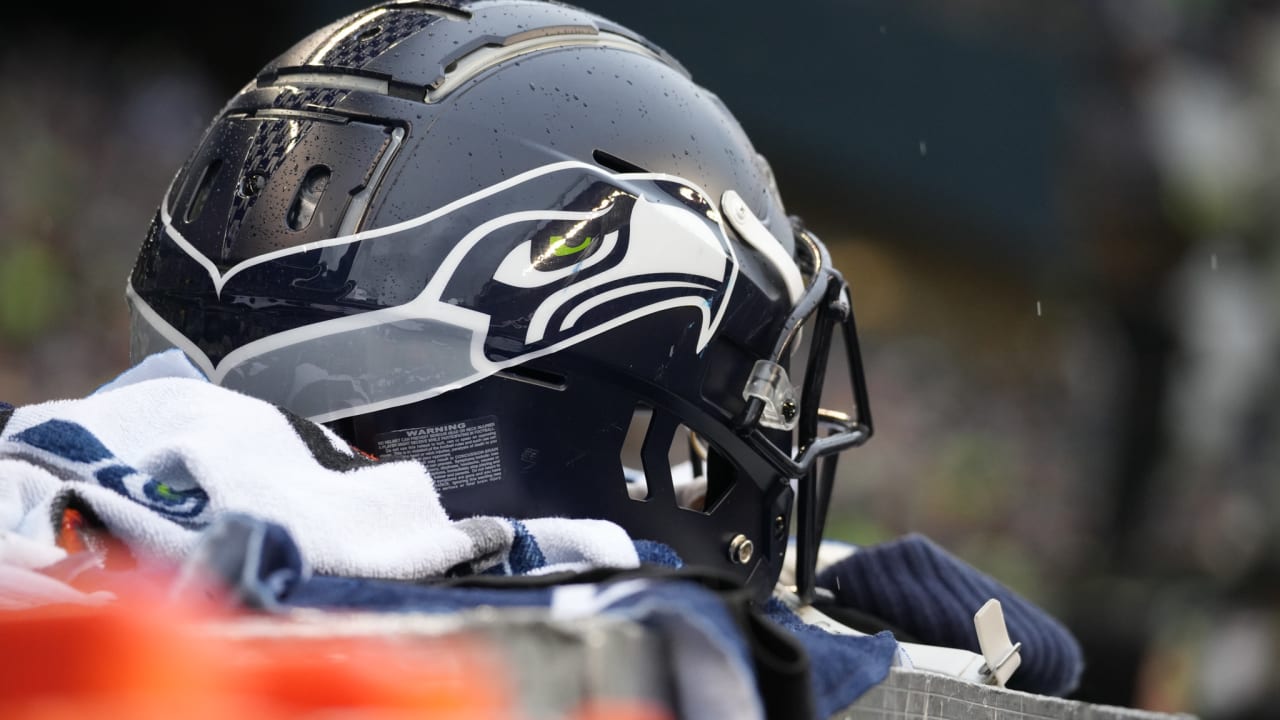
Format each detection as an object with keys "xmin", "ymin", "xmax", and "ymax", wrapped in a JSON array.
[
  {"xmin": 974, "ymin": 599, "xmax": 1021, "ymax": 687},
  {"xmin": 742, "ymin": 359, "xmax": 799, "ymax": 430},
  {"xmin": 721, "ymin": 190, "xmax": 805, "ymax": 305}
]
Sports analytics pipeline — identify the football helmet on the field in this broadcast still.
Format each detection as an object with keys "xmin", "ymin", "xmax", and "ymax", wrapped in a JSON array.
[{"xmin": 128, "ymin": 0, "xmax": 871, "ymax": 601}]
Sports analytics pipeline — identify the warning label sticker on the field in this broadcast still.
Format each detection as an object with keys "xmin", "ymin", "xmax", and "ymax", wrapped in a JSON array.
[{"xmin": 374, "ymin": 415, "xmax": 502, "ymax": 492}]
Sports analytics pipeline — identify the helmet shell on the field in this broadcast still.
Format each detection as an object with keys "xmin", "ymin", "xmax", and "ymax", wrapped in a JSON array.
[{"xmin": 130, "ymin": 0, "xmax": 803, "ymax": 597}]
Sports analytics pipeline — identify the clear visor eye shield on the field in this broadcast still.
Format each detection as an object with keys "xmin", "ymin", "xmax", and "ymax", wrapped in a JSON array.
[{"xmin": 721, "ymin": 193, "xmax": 875, "ymax": 605}]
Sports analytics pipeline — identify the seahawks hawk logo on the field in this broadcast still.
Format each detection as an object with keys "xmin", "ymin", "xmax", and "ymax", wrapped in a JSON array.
[{"xmin": 129, "ymin": 162, "xmax": 740, "ymax": 421}]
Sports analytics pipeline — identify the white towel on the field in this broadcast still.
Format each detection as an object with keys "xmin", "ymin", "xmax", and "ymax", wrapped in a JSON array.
[{"xmin": 0, "ymin": 350, "xmax": 638, "ymax": 581}]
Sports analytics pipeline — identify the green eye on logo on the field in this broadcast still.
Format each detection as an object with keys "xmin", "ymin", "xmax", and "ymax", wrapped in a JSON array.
[{"xmin": 551, "ymin": 235, "xmax": 594, "ymax": 257}]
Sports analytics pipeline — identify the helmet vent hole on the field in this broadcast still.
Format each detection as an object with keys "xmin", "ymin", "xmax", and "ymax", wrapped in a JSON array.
[
  {"xmin": 287, "ymin": 165, "xmax": 332, "ymax": 232},
  {"xmin": 671, "ymin": 425, "xmax": 709, "ymax": 513},
  {"xmin": 620, "ymin": 406, "xmax": 723, "ymax": 513},
  {"xmin": 358, "ymin": 25, "xmax": 384, "ymax": 42},
  {"xmin": 183, "ymin": 158, "xmax": 222, "ymax": 223},
  {"xmin": 620, "ymin": 405, "xmax": 652, "ymax": 501}
]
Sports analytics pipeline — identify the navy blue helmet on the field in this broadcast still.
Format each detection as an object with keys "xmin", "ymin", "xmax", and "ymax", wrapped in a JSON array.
[{"xmin": 128, "ymin": 0, "xmax": 872, "ymax": 600}]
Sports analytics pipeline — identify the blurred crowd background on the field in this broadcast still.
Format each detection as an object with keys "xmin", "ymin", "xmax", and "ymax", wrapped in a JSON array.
[{"xmin": 2, "ymin": 1, "xmax": 1277, "ymax": 718}]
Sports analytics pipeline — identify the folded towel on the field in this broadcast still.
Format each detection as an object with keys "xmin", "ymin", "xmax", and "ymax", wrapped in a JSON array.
[
  {"xmin": 764, "ymin": 598, "xmax": 899, "ymax": 720},
  {"xmin": 816, "ymin": 532, "xmax": 1084, "ymax": 697},
  {"xmin": 1, "ymin": 352, "xmax": 910, "ymax": 719},
  {"xmin": 0, "ymin": 350, "xmax": 638, "ymax": 581},
  {"xmin": 183, "ymin": 513, "xmax": 897, "ymax": 720}
]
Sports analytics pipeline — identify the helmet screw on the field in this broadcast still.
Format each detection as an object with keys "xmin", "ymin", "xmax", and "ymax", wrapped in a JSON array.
[
  {"xmin": 728, "ymin": 534, "xmax": 754, "ymax": 565},
  {"xmin": 773, "ymin": 514, "xmax": 786, "ymax": 537},
  {"xmin": 239, "ymin": 173, "xmax": 266, "ymax": 198},
  {"xmin": 781, "ymin": 399, "xmax": 797, "ymax": 421}
]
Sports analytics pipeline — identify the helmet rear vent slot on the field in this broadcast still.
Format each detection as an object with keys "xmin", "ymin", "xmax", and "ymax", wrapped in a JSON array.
[
  {"xmin": 287, "ymin": 165, "xmax": 332, "ymax": 231},
  {"xmin": 592, "ymin": 149, "xmax": 648, "ymax": 174},
  {"xmin": 183, "ymin": 159, "xmax": 223, "ymax": 223},
  {"xmin": 494, "ymin": 365, "xmax": 566, "ymax": 391}
]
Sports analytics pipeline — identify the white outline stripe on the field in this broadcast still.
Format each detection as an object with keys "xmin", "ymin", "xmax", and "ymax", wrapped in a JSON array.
[
  {"xmin": 559, "ymin": 280, "xmax": 711, "ymax": 333},
  {"xmin": 126, "ymin": 282, "xmax": 218, "ymax": 380},
  {"xmin": 161, "ymin": 161, "xmax": 734, "ymax": 297},
  {"xmin": 210, "ymin": 207, "xmax": 609, "ymax": 383},
  {"xmin": 141, "ymin": 161, "xmax": 744, "ymax": 422}
]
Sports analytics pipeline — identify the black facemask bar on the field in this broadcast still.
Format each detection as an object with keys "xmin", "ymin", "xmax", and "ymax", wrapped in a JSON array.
[{"xmin": 733, "ymin": 221, "xmax": 874, "ymax": 604}]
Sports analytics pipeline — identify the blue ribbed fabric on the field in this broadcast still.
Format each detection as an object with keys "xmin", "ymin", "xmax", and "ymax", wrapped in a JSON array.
[{"xmin": 816, "ymin": 533, "xmax": 1083, "ymax": 697}]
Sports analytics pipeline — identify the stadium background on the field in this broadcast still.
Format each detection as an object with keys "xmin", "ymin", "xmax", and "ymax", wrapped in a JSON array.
[{"xmin": 2, "ymin": 2, "xmax": 1277, "ymax": 717}]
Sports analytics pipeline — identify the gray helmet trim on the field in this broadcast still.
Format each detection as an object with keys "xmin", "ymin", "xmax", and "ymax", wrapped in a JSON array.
[{"xmin": 258, "ymin": 28, "xmax": 666, "ymax": 106}]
